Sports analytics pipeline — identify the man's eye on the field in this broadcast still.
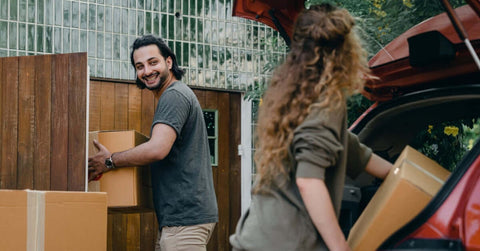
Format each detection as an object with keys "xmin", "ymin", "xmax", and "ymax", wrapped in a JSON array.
[{"xmin": 136, "ymin": 65, "xmax": 144, "ymax": 70}]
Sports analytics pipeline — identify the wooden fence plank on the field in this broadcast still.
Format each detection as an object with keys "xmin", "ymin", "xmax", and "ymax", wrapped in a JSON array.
[
  {"xmin": 126, "ymin": 213, "xmax": 141, "ymax": 250},
  {"xmin": 114, "ymin": 83, "xmax": 129, "ymax": 130},
  {"xmin": 89, "ymin": 81, "xmax": 102, "ymax": 131},
  {"xmin": 141, "ymin": 89, "xmax": 154, "ymax": 136},
  {"xmin": 112, "ymin": 212, "xmax": 128, "ymax": 251},
  {"xmin": 0, "ymin": 58, "xmax": 2, "ymax": 187},
  {"xmin": 1, "ymin": 57, "xmax": 19, "ymax": 189},
  {"xmin": 67, "ymin": 53, "xmax": 87, "ymax": 191},
  {"xmin": 107, "ymin": 213, "xmax": 114, "ymax": 251},
  {"xmin": 128, "ymin": 84, "xmax": 142, "ymax": 132},
  {"xmin": 34, "ymin": 55, "xmax": 52, "ymax": 190},
  {"xmin": 17, "ymin": 56, "xmax": 35, "ymax": 189},
  {"xmin": 193, "ymin": 88, "xmax": 206, "ymax": 107},
  {"xmin": 50, "ymin": 54, "xmax": 69, "ymax": 191},
  {"xmin": 100, "ymin": 82, "xmax": 115, "ymax": 130},
  {"xmin": 205, "ymin": 90, "xmax": 218, "ymax": 109},
  {"xmin": 216, "ymin": 92, "xmax": 231, "ymax": 251},
  {"xmin": 140, "ymin": 210, "xmax": 157, "ymax": 251},
  {"xmin": 228, "ymin": 93, "xmax": 242, "ymax": 241}
]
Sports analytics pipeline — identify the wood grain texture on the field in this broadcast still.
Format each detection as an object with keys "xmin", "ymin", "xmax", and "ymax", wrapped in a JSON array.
[
  {"xmin": 1, "ymin": 57, "xmax": 19, "ymax": 189},
  {"xmin": 114, "ymin": 83, "xmax": 129, "ymax": 130},
  {"xmin": 0, "ymin": 53, "xmax": 88, "ymax": 191},
  {"xmin": 216, "ymin": 91, "xmax": 231, "ymax": 251},
  {"xmin": 112, "ymin": 212, "xmax": 128, "ymax": 251},
  {"xmin": 50, "ymin": 54, "xmax": 70, "ymax": 190},
  {"xmin": 100, "ymin": 82, "xmax": 115, "ymax": 130},
  {"xmin": 34, "ymin": 54, "xmax": 52, "ymax": 190},
  {"xmin": 88, "ymin": 80, "xmax": 102, "ymax": 131},
  {"xmin": 141, "ymin": 89, "xmax": 154, "ymax": 136},
  {"xmin": 0, "ymin": 58, "xmax": 2, "ymax": 188},
  {"xmin": 17, "ymin": 56, "xmax": 35, "ymax": 189},
  {"xmin": 67, "ymin": 53, "xmax": 87, "ymax": 191},
  {"xmin": 128, "ymin": 84, "xmax": 142, "ymax": 132},
  {"xmin": 140, "ymin": 210, "xmax": 157, "ymax": 251},
  {"xmin": 126, "ymin": 213, "xmax": 141, "ymax": 250},
  {"xmin": 228, "ymin": 92, "xmax": 242, "ymax": 239}
]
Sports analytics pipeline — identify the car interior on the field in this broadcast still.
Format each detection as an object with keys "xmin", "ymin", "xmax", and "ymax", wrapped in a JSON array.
[
  {"xmin": 355, "ymin": 85, "xmax": 480, "ymax": 165},
  {"xmin": 341, "ymin": 83, "xmax": 480, "ymax": 238}
]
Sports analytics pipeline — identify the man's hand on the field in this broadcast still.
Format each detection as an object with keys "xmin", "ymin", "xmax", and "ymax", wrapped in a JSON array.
[{"xmin": 88, "ymin": 139, "xmax": 112, "ymax": 182}]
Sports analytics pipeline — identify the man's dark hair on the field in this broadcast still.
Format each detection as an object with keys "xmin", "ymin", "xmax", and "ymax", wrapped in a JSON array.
[{"xmin": 130, "ymin": 34, "xmax": 185, "ymax": 89}]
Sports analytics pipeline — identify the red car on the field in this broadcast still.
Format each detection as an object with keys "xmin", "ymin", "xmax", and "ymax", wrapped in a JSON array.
[{"xmin": 233, "ymin": 1, "xmax": 480, "ymax": 250}]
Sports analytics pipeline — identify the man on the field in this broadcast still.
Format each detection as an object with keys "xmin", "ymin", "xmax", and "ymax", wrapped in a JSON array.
[{"xmin": 88, "ymin": 34, "xmax": 218, "ymax": 251}]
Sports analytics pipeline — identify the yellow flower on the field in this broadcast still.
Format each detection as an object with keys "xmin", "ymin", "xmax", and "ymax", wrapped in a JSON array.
[
  {"xmin": 468, "ymin": 139, "xmax": 474, "ymax": 150},
  {"xmin": 444, "ymin": 126, "xmax": 459, "ymax": 137},
  {"xmin": 403, "ymin": 0, "xmax": 413, "ymax": 8},
  {"xmin": 374, "ymin": 0, "xmax": 385, "ymax": 6},
  {"xmin": 427, "ymin": 125, "xmax": 433, "ymax": 134},
  {"xmin": 372, "ymin": 9, "xmax": 387, "ymax": 17},
  {"xmin": 259, "ymin": 98, "xmax": 263, "ymax": 106}
]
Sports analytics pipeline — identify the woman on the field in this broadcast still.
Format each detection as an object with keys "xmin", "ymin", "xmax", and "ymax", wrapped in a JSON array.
[{"xmin": 230, "ymin": 4, "xmax": 392, "ymax": 251}]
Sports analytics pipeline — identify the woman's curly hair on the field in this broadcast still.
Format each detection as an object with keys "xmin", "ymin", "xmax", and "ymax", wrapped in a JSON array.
[{"xmin": 253, "ymin": 4, "xmax": 372, "ymax": 193}]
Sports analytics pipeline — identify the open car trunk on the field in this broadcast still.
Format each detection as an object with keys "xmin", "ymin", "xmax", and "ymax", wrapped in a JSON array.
[{"xmin": 233, "ymin": 0, "xmax": 480, "ymax": 248}]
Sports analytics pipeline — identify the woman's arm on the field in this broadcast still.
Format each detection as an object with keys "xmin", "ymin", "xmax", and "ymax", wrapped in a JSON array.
[
  {"xmin": 297, "ymin": 177, "xmax": 352, "ymax": 251},
  {"xmin": 365, "ymin": 153, "xmax": 393, "ymax": 180}
]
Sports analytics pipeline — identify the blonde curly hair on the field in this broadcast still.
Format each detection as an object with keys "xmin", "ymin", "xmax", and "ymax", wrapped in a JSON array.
[{"xmin": 254, "ymin": 4, "xmax": 372, "ymax": 193}]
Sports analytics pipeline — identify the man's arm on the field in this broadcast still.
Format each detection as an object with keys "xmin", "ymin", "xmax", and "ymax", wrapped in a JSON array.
[{"xmin": 88, "ymin": 123, "xmax": 176, "ymax": 181}]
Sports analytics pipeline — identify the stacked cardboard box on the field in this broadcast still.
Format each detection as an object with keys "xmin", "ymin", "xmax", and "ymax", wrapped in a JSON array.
[
  {"xmin": 88, "ymin": 130, "xmax": 153, "ymax": 208},
  {"xmin": 347, "ymin": 146, "xmax": 451, "ymax": 251},
  {"xmin": 0, "ymin": 189, "xmax": 107, "ymax": 251}
]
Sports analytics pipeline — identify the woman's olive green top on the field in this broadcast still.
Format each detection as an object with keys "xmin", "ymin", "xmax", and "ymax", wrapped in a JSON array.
[{"xmin": 230, "ymin": 103, "xmax": 372, "ymax": 251}]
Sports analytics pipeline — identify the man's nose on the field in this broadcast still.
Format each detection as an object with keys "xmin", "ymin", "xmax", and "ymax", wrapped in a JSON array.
[{"xmin": 144, "ymin": 65, "xmax": 153, "ymax": 75}]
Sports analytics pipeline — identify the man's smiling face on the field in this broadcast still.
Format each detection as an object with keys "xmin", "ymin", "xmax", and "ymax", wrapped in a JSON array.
[{"xmin": 133, "ymin": 44, "xmax": 172, "ymax": 91}]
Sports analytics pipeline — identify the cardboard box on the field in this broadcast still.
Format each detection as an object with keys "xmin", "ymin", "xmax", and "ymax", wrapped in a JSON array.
[
  {"xmin": 347, "ymin": 146, "xmax": 451, "ymax": 251},
  {"xmin": 0, "ymin": 189, "xmax": 107, "ymax": 251},
  {"xmin": 88, "ymin": 130, "xmax": 153, "ymax": 208}
]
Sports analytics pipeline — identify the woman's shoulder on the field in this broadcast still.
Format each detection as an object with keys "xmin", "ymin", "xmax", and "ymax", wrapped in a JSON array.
[{"xmin": 303, "ymin": 102, "xmax": 347, "ymax": 128}]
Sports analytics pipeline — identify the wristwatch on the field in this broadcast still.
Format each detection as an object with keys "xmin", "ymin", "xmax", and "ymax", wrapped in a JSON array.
[{"xmin": 105, "ymin": 154, "xmax": 116, "ymax": 170}]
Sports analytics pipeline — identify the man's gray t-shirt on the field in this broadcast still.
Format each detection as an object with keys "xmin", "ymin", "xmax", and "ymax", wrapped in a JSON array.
[{"xmin": 150, "ymin": 81, "xmax": 218, "ymax": 228}]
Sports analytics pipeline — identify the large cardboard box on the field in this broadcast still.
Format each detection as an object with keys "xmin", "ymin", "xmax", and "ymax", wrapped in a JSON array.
[
  {"xmin": 88, "ymin": 130, "xmax": 153, "ymax": 208},
  {"xmin": 0, "ymin": 189, "xmax": 107, "ymax": 251},
  {"xmin": 347, "ymin": 146, "xmax": 451, "ymax": 251}
]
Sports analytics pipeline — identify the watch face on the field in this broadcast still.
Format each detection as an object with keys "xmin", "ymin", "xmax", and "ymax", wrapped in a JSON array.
[{"xmin": 105, "ymin": 158, "xmax": 113, "ymax": 168}]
